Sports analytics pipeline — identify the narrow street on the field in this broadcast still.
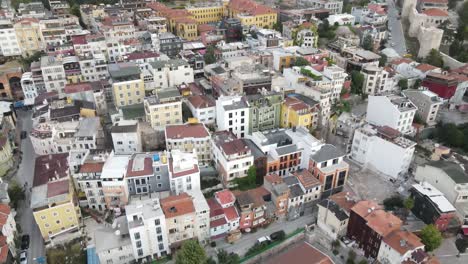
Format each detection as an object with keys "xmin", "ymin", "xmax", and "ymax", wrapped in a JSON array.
[
  {"xmin": 14, "ymin": 110, "xmax": 45, "ymax": 263},
  {"xmin": 386, "ymin": 0, "xmax": 407, "ymax": 55}
]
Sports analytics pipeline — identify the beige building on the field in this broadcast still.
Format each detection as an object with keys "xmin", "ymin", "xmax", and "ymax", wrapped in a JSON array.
[
  {"xmin": 14, "ymin": 18, "xmax": 43, "ymax": 56},
  {"xmin": 144, "ymin": 89, "xmax": 182, "ymax": 131},
  {"xmin": 160, "ymin": 193, "xmax": 197, "ymax": 247},
  {"xmin": 0, "ymin": 137, "xmax": 13, "ymax": 178},
  {"xmin": 165, "ymin": 123, "xmax": 212, "ymax": 165},
  {"xmin": 109, "ymin": 62, "xmax": 145, "ymax": 108}
]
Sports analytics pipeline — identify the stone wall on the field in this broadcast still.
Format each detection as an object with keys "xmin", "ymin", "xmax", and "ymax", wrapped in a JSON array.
[{"xmin": 417, "ymin": 27, "xmax": 443, "ymax": 58}]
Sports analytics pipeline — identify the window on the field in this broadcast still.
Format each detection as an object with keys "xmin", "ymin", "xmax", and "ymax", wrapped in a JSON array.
[
  {"xmin": 156, "ymin": 227, "xmax": 162, "ymax": 234},
  {"xmin": 134, "ymin": 232, "xmax": 140, "ymax": 239},
  {"xmin": 136, "ymin": 241, "xmax": 142, "ymax": 248},
  {"xmin": 155, "ymin": 219, "xmax": 160, "ymax": 225},
  {"xmin": 157, "ymin": 235, "xmax": 163, "ymax": 242},
  {"xmin": 137, "ymin": 249, "xmax": 143, "ymax": 256}
]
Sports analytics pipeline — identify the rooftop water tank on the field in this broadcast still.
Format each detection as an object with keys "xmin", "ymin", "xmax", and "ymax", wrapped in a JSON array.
[{"xmin": 153, "ymin": 154, "xmax": 160, "ymax": 162}]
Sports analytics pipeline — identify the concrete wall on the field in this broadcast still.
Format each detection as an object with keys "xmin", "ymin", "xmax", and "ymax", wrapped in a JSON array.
[
  {"xmin": 417, "ymin": 27, "xmax": 443, "ymax": 58},
  {"xmin": 440, "ymin": 52, "xmax": 465, "ymax": 69}
]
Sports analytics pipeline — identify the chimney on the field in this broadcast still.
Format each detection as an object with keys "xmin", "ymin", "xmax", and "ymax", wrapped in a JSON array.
[{"xmin": 400, "ymin": 239, "xmax": 407, "ymax": 247}]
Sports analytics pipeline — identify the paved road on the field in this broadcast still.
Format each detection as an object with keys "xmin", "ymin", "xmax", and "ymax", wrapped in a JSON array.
[
  {"xmin": 209, "ymin": 210, "xmax": 316, "ymax": 257},
  {"xmin": 15, "ymin": 110, "xmax": 45, "ymax": 263},
  {"xmin": 386, "ymin": 0, "xmax": 407, "ymax": 56}
]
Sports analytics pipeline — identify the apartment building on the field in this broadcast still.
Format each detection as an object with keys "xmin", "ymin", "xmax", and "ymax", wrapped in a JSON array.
[
  {"xmin": 126, "ymin": 152, "xmax": 171, "ymax": 196},
  {"xmin": 215, "ymin": 96, "xmax": 250, "ymax": 138},
  {"xmin": 263, "ymin": 174, "xmax": 290, "ymax": 218},
  {"xmin": 158, "ymin": 32, "xmax": 183, "ymax": 58},
  {"xmin": 280, "ymin": 97, "xmax": 314, "ymax": 129},
  {"xmin": 186, "ymin": 95, "xmax": 216, "ymax": 125},
  {"xmin": 285, "ymin": 170, "xmax": 322, "ymax": 220},
  {"xmin": 64, "ymin": 82, "xmax": 108, "ymax": 115},
  {"xmin": 245, "ymin": 90, "xmax": 283, "ymax": 133},
  {"xmin": 109, "ymin": 62, "xmax": 145, "ymax": 108},
  {"xmin": 126, "ymin": 198, "xmax": 170, "ymax": 261},
  {"xmin": 14, "ymin": 18, "xmax": 43, "ymax": 56},
  {"xmin": 0, "ymin": 204, "xmax": 17, "ymax": 256},
  {"xmin": 207, "ymin": 189, "xmax": 240, "ymax": 238},
  {"xmin": 111, "ymin": 120, "xmax": 142, "ymax": 155},
  {"xmin": 228, "ymin": 0, "xmax": 278, "ymax": 29},
  {"xmin": 347, "ymin": 200, "xmax": 402, "ymax": 258},
  {"xmin": 39, "ymin": 18, "xmax": 69, "ymax": 47},
  {"xmin": 78, "ymin": 54, "xmax": 109, "ymax": 83},
  {"xmin": 350, "ymin": 125, "xmax": 416, "ymax": 179},
  {"xmin": 212, "ymin": 131, "xmax": 254, "ymax": 184},
  {"xmin": 165, "ymin": 123, "xmax": 212, "ymax": 165},
  {"xmin": 249, "ymin": 129, "xmax": 303, "ymax": 177},
  {"xmin": 234, "ymin": 187, "xmax": 270, "ymax": 231},
  {"xmin": 144, "ymin": 89, "xmax": 183, "ymax": 131},
  {"xmin": 148, "ymin": 2, "xmax": 199, "ymax": 41},
  {"xmin": 402, "ymin": 89, "xmax": 443, "ymax": 126},
  {"xmin": 31, "ymin": 153, "xmax": 81, "ymax": 241},
  {"xmin": 101, "ymin": 152, "xmax": 130, "ymax": 210},
  {"xmin": 160, "ymin": 193, "xmax": 196, "ymax": 246},
  {"xmin": 94, "ymin": 216, "xmax": 135, "ymax": 264},
  {"xmin": 101, "ymin": 16, "xmax": 135, "ymax": 43},
  {"xmin": 309, "ymin": 144, "xmax": 349, "ymax": 197},
  {"xmin": 361, "ymin": 65, "xmax": 395, "ymax": 95},
  {"xmin": 0, "ymin": 20, "xmax": 21, "ymax": 57},
  {"xmin": 186, "ymin": 2, "xmax": 225, "ymax": 24},
  {"xmin": 149, "ymin": 59, "xmax": 194, "ymax": 89},
  {"xmin": 317, "ymin": 192, "xmax": 356, "ymax": 239},
  {"xmin": 168, "ymin": 150, "xmax": 201, "ymax": 195},
  {"xmin": 377, "ymin": 230, "xmax": 430, "ymax": 264},
  {"xmin": 298, "ymin": 0, "xmax": 343, "ymax": 14},
  {"xmin": 366, "ymin": 95, "xmax": 418, "ymax": 134},
  {"xmin": 41, "ymin": 56, "xmax": 67, "ymax": 96}
]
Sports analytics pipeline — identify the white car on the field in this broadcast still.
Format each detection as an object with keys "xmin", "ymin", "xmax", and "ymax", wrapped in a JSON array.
[
  {"xmin": 20, "ymin": 251, "xmax": 27, "ymax": 264},
  {"xmin": 391, "ymin": 43, "xmax": 396, "ymax": 47},
  {"xmin": 256, "ymin": 236, "xmax": 271, "ymax": 245}
]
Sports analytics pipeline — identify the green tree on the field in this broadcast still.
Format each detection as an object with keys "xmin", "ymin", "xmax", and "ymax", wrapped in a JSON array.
[
  {"xmin": 294, "ymin": 57, "xmax": 310, "ymax": 66},
  {"xmin": 217, "ymin": 249, "xmax": 240, "ymax": 264},
  {"xmin": 362, "ymin": 35, "xmax": 373, "ymax": 51},
  {"xmin": 234, "ymin": 166, "xmax": 257, "ymax": 190},
  {"xmin": 350, "ymin": 71, "xmax": 364, "ymax": 94},
  {"xmin": 70, "ymin": 4, "xmax": 81, "ymax": 18},
  {"xmin": 19, "ymin": 51, "xmax": 45, "ymax": 69},
  {"xmin": 404, "ymin": 197, "xmax": 414, "ymax": 211},
  {"xmin": 419, "ymin": 224, "xmax": 443, "ymax": 252},
  {"xmin": 204, "ymin": 46, "xmax": 216, "ymax": 64},
  {"xmin": 398, "ymin": 79, "xmax": 409, "ymax": 90},
  {"xmin": 383, "ymin": 195, "xmax": 404, "ymax": 210},
  {"xmin": 424, "ymin": 49, "xmax": 444, "ymax": 68},
  {"xmin": 7, "ymin": 181, "xmax": 25, "ymax": 210},
  {"xmin": 176, "ymin": 240, "xmax": 207, "ymax": 264},
  {"xmin": 413, "ymin": 79, "xmax": 422, "ymax": 89},
  {"xmin": 379, "ymin": 53, "xmax": 387, "ymax": 67}
]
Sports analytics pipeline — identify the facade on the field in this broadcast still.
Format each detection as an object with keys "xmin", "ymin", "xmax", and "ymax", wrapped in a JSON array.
[
  {"xmin": 101, "ymin": 153, "xmax": 130, "ymax": 210},
  {"xmin": 14, "ymin": 18, "xmax": 43, "ymax": 56},
  {"xmin": 317, "ymin": 198, "xmax": 349, "ymax": 239},
  {"xmin": 126, "ymin": 152, "xmax": 171, "ymax": 196},
  {"xmin": 0, "ymin": 204, "xmax": 17, "ymax": 256},
  {"xmin": 234, "ymin": 187, "xmax": 270, "ymax": 231},
  {"xmin": 149, "ymin": 59, "xmax": 194, "ymax": 90},
  {"xmin": 212, "ymin": 131, "xmax": 254, "ymax": 184},
  {"xmin": 350, "ymin": 125, "xmax": 416, "ymax": 179},
  {"xmin": 186, "ymin": 2, "xmax": 225, "ymax": 24},
  {"xmin": 245, "ymin": 90, "xmax": 283, "ymax": 133},
  {"xmin": 228, "ymin": 0, "xmax": 278, "ymax": 29},
  {"xmin": 366, "ymin": 95, "xmax": 417, "ymax": 135},
  {"xmin": 186, "ymin": 95, "xmax": 216, "ymax": 125},
  {"xmin": 165, "ymin": 123, "xmax": 212, "ymax": 165},
  {"xmin": 347, "ymin": 200, "xmax": 402, "ymax": 258},
  {"xmin": 402, "ymin": 89, "xmax": 443, "ymax": 126},
  {"xmin": 309, "ymin": 144, "xmax": 349, "ymax": 197},
  {"xmin": 422, "ymin": 72, "xmax": 458, "ymax": 100},
  {"xmin": 377, "ymin": 230, "xmax": 427, "ymax": 264},
  {"xmin": 0, "ymin": 20, "xmax": 21, "ymax": 57},
  {"xmin": 160, "ymin": 193, "xmax": 197, "ymax": 247},
  {"xmin": 111, "ymin": 120, "xmax": 142, "ymax": 155},
  {"xmin": 41, "ymin": 56, "xmax": 67, "ymax": 96},
  {"xmin": 158, "ymin": 32, "xmax": 183, "ymax": 58},
  {"xmin": 0, "ymin": 137, "xmax": 13, "ymax": 178},
  {"xmin": 168, "ymin": 150, "xmax": 201, "ymax": 195},
  {"xmin": 144, "ymin": 89, "xmax": 183, "ymax": 131},
  {"xmin": 215, "ymin": 96, "xmax": 250, "ymax": 138},
  {"xmin": 94, "ymin": 216, "xmax": 135, "ymax": 264},
  {"xmin": 410, "ymin": 182, "xmax": 457, "ymax": 231},
  {"xmin": 361, "ymin": 65, "xmax": 395, "ymax": 95},
  {"xmin": 263, "ymin": 174, "xmax": 290, "ymax": 218},
  {"xmin": 125, "ymin": 198, "xmax": 170, "ymax": 261},
  {"xmin": 281, "ymin": 97, "xmax": 313, "ymax": 129},
  {"xmin": 109, "ymin": 63, "xmax": 145, "ymax": 108}
]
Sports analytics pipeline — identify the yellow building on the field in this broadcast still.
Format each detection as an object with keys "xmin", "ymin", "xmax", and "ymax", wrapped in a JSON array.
[
  {"xmin": 144, "ymin": 89, "xmax": 183, "ymax": 131},
  {"xmin": 14, "ymin": 18, "xmax": 43, "ymax": 56},
  {"xmin": 0, "ymin": 137, "xmax": 13, "ymax": 177},
  {"xmin": 228, "ymin": 0, "xmax": 278, "ymax": 29},
  {"xmin": 174, "ymin": 20, "xmax": 198, "ymax": 40},
  {"xmin": 281, "ymin": 97, "xmax": 313, "ymax": 128},
  {"xmin": 148, "ymin": 2, "xmax": 199, "ymax": 41},
  {"xmin": 186, "ymin": 2, "xmax": 225, "ymax": 24},
  {"xmin": 108, "ymin": 63, "xmax": 145, "ymax": 108},
  {"xmin": 31, "ymin": 154, "xmax": 81, "ymax": 241}
]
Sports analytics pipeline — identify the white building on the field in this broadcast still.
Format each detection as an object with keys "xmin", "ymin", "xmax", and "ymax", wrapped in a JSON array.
[
  {"xmin": 95, "ymin": 216, "xmax": 135, "ymax": 264},
  {"xmin": 168, "ymin": 150, "xmax": 201, "ymax": 195},
  {"xmin": 186, "ymin": 95, "xmax": 216, "ymax": 125},
  {"xmin": 327, "ymin": 14, "xmax": 356, "ymax": 26},
  {"xmin": 0, "ymin": 20, "xmax": 21, "ymax": 57},
  {"xmin": 20, "ymin": 72, "xmax": 38, "ymax": 104},
  {"xmin": 366, "ymin": 95, "xmax": 418, "ymax": 135},
  {"xmin": 165, "ymin": 123, "xmax": 212, "ymax": 165},
  {"xmin": 361, "ymin": 65, "xmax": 396, "ymax": 95},
  {"xmin": 402, "ymin": 89, "xmax": 443, "ymax": 126},
  {"xmin": 126, "ymin": 198, "xmax": 170, "ymax": 261},
  {"xmin": 350, "ymin": 125, "xmax": 416, "ymax": 179},
  {"xmin": 111, "ymin": 120, "xmax": 142, "ymax": 155},
  {"xmin": 0, "ymin": 204, "xmax": 17, "ymax": 256},
  {"xmin": 41, "ymin": 56, "xmax": 67, "ymax": 96},
  {"xmin": 377, "ymin": 230, "xmax": 426, "ymax": 264},
  {"xmin": 215, "ymin": 96, "xmax": 250, "ymax": 138},
  {"xmin": 149, "ymin": 59, "xmax": 194, "ymax": 90},
  {"xmin": 190, "ymin": 190, "xmax": 211, "ymax": 243}
]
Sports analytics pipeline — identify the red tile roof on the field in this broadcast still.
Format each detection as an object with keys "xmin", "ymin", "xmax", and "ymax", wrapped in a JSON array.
[
  {"xmin": 79, "ymin": 162, "xmax": 104, "ymax": 173},
  {"xmin": 210, "ymin": 217, "xmax": 227, "ymax": 228},
  {"xmin": 264, "ymin": 174, "xmax": 283, "ymax": 184},
  {"xmin": 420, "ymin": 0, "xmax": 447, "ymax": 3},
  {"xmin": 198, "ymin": 24, "xmax": 215, "ymax": 33},
  {"xmin": 422, "ymin": 8, "xmax": 448, "ymax": 17},
  {"xmin": 284, "ymin": 97, "xmax": 310, "ymax": 112},
  {"xmin": 329, "ymin": 191, "xmax": 357, "ymax": 213},
  {"xmin": 0, "ymin": 236, "xmax": 8, "ymax": 264},
  {"xmin": 126, "ymin": 52, "xmax": 160, "ymax": 60},
  {"xmin": 169, "ymin": 159, "xmax": 199, "ymax": 178},
  {"xmin": 416, "ymin": 63, "xmax": 438, "ymax": 72},
  {"xmin": 0, "ymin": 204, "xmax": 11, "ymax": 231},
  {"xmin": 391, "ymin": 58, "xmax": 413, "ymax": 66},
  {"xmin": 221, "ymin": 139, "xmax": 250, "ymax": 155},
  {"xmin": 294, "ymin": 170, "xmax": 321, "ymax": 189},
  {"xmin": 34, "ymin": 153, "xmax": 69, "ymax": 187},
  {"xmin": 127, "ymin": 156, "xmax": 153, "ymax": 177},
  {"xmin": 383, "ymin": 230, "xmax": 424, "ymax": 255},
  {"xmin": 207, "ymin": 198, "xmax": 224, "ymax": 218},
  {"xmin": 368, "ymin": 3, "xmax": 386, "ymax": 15},
  {"xmin": 47, "ymin": 179, "xmax": 70, "ymax": 198},
  {"xmin": 265, "ymin": 241, "xmax": 333, "ymax": 264},
  {"xmin": 165, "ymin": 123, "xmax": 210, "ymax": 139},
  {"xmin": 64, "ymin": 82, "xmax": 93, "ymax": 94},
  {"xmin": 161, "ymin": 193, "xmax": 195, "ymax": 218},
  {"xmin": 229, "ymin": 0, "xmax": 277, "ymax": 16},
  {"xmin": 352, "ymin": 200, "xmax": 402, "ymax": 237},
  {"xmin": 187, "ymin": 95, "xmax": 215, "ymax": 109},
  {"xmin": 71, "ymin": 35, "xmax": 87, "ymax": 45},
  {"xmin": 223, "ymin": 206, "xmax": 239, "ymax": 221},
  {"xmin": 215, "ymin": 189, "xmax": 235, "ymax": 206}
]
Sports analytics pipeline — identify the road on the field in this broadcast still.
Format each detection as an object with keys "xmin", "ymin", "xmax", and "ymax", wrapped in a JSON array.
[
  {"xmin": 15, "ymin": 109, "xmax": 45, "ymax": 263},
  {"xmin": 208, "ymin": 211, "xmax": 316, "ymax": 257},
  {"xmin": 386, "ymin": 0, "xmax": 407, "ymax": 56}
]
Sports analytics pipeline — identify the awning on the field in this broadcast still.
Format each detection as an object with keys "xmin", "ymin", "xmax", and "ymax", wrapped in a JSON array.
[{"xmin": 462, "ymin": 227, "xmax": 468, "ymax": 236}]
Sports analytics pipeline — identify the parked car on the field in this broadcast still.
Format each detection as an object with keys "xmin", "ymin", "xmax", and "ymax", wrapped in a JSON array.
[
  {"xmin": 20, "ymin": 251, "xmax": 27, "ymax": 264},
  {"xmin": 270, "ymin": 230, "xmax": 286, "ymax": 241},
  {"xmin": 21, "ymin": 235, "xmax": 30, "ymax": 250},
  {"xmin": 256, "ymin": 236, "xmax": 271, "ymax": 245},
  {"xmin": 20, "ymin": 131, "xmax": 27, "ymax": 139}
]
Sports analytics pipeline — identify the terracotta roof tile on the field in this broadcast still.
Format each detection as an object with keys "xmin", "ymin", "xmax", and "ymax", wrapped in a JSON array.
[
  {"xmin": 79, "ymin": 162, "xmax": 104, "ymax": 173},
  {"xmin": 221, "ymin": 139, "xmax": 250, "ymax": 156},
  {"xmin": 422, "ymin": 8, "xmax": 448, "ymax": 17},
  {"xmin": 416, "ymin": 63, "xmax": 438, "ymax": 72},
  {"xmin": 223, "ymin": 206, "xmax": 239, "ymax": 221},
  {"xmin": 383, "ymin": 230, "xmax": 424, "ymax": 255},
  {"xmin": 187, "ymin": 95, "xmax": 215, "ymax": 109},
  {"xmin": 229, "ymin": 0, "xmax": 277, "ymax": 16},
  {"xmin": 215, "ymin": 189, "xmax": 235, "ymax": 206},
  {"xmin": 329, "ymin": 191, "xmax": 357, "ymax": 213},
  {"xmin": 0, "ymin": 236, "xmax": 8, "ymax": 263},
  {"xmin": 207, "ymin": 198, "xmax": 224, "ymax": 218},
  {"xmin": 264, "ymin": 174, "xmax": 283, "ymax": 184},
  {"xmin": 265, "ymin": 241, "xmax": 333, "ymax": 264},
  {"xmin": 284, "ymin": 97, "xmax": 310, "ymax": 112},
  {"xmin": 47, "ymin": 179, "xmax": 69, "ymax": 198},
  {"xmin": 33, "ymin": 153, "xmax": 69, "ymax": 187},
  {"xmin": 127, "ymin": 156, "xmax": 153, "ymax": 177},
  {"xmin": 294, "ymin": 170, "xmax": 321, "ymax": 189},
  {"xmin": 161, "ymin": 193, "xmax": 195, "ymax": 218},
  {"xmin": 165, "ymin": 123, "xmax": 210, "ymax": 139}
]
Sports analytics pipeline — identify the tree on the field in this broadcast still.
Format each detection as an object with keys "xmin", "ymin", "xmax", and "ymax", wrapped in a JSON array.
[
  {"xmin": 350, "ymin": 71, "xmax": 364, "ymax": 94},
  {"xmin": 398, "ymin": 79, "xmax": 409, "ymax": 90},
  {"xmin": 19, "ymin": 51, "xmax": 45, "ymax": 69},
  {"xmin": 413, "ymin": 79, "xmax": 422, "ymax": 89},
  {"xmin": 217, "ymin": 249, "xmax": 240, "ymax": 264},
  {"xmin": 379, "ymin": 53, "xmax": 387, "ymax": 67},
  {"xmin": 383, "ymin": 195, "xmax": 404, "ymax": 210},
  {"xmin": 7, "ymin": 181, "xmax": 25, "ymax": 210},
  {"xmin": 403, "ymin": 197, "xmax": 414, "ymax": 211},
  {"xmin": 419, "ymin": 224, "xmax": 443, "ymax": 252},
  {"xmin": 204, "ymin": 46, "xmax": 216, "ymax": 64},
  {"xmin": 424, "ymin": 49, "xmax": 444, "ymax": 68},
  {"xmin": 176, "ymin": 240, "xmax": 207, "ymax": 264},
  {"xmin": 70, "ymin": 4, "xmax": 81, "ymax": 18},
  {"xmin": 362, "ymin": 35, "xmax": 373, "ymax": 51},
  {"xmin": 234, "ymin": 165, "xmax": 257, "ymax": 190},
  {"xmin": 294, "ymin": 57, "xmax": 310, "ymax": 66}
]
